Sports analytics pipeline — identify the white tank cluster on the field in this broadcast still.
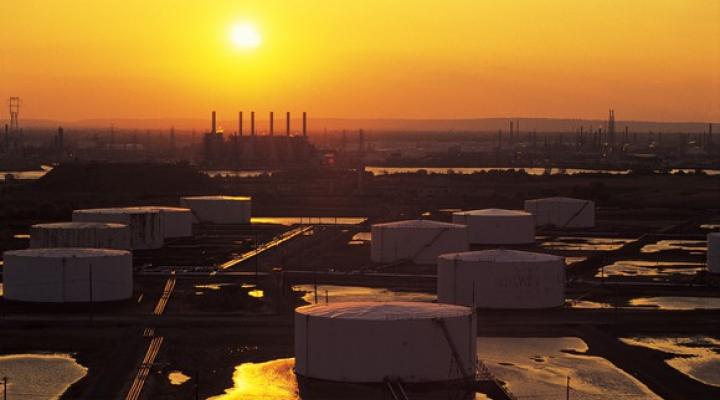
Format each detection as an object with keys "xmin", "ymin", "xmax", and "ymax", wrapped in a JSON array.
[
  {"xmin": 371, "ymin": 220, "xmax": 469, "ymax": 264},
  {"xmin": 72, "ymin": 207, "xmax": 164, "ymax": 250},
  {"xmin": 452, "ymin": 209, "xmax": 535, "ymax": 245},
  {"xmin": 707, "ymin": 232, "xmax": 720, "ymax": 273},
  {"xmin": 524, "ymin": 197, "xmax": 595, "ymax": 228},
  {"xmin": 2, "ymin": 248, "xmax": 132, "ymax": 303},
  {"xmin": 180, "ymin": 195, "xmax": 252, "ymax": 224},
  {"xmin": 30, "ymin": 222, "xmax": 131, "ymax": 250},
  {"xmin": 437, "ymin": 249, "xmax": 565, "ymax": 309},
  {"xmin": 295, "ymin": 301, "xmax": 476, "ymax": 383}
]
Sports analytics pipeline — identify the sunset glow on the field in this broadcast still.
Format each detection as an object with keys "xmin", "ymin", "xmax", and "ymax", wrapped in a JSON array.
[{"xmin": 3, "ymin": 0, "xmax": 719, "ymax": 122}]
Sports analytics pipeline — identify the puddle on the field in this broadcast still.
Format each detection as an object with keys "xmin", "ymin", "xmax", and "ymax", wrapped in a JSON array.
[
  {"xmin": 366, "ymin": 167, "xmax": 632, "ymax": 176},
  {"xmin": 620, "ymin": 336, "xmax": 720, "ymax": 387},
  {"xmin": 595, "ymin": 260, "xmax": 705, "ymax": 278},
  {"xmin": 292, "ymin": 285, "xmax": 436, "ymax": 304},
  {"xmin": 168, "ymin": 370, "xmax": 191, "ymax": 385},
  {"xmin": 565, "ymin": 256, "xmax": 587, "ymax": 266},
  {"xmin": 700, "ymin": 224, "xmax": 720, "ymax": 231},
  {"xmin": 640, "ymin": 240, "xmax": 706, "ymax": 254},
  {"xmin": 248, "ymin": 289, "xmax": 264, "ymax": 298},
  {"xmin": 12, "ymin": 233, "xmax": 30, "ymax": 240},
  {"xmin": 628, "ymin": 297, "xmax": 720, "ymax": 310},
  {"xmin": 477, "ymin": 337, "xmax": 660, "ymax": 399},
  {"xmin": 195, "ymin": 283, "xmax": 237, "ymax": 291},
  {"xmin": 351, "ymin": 232, "xmax": 371, "ymax": 241},
  {"xmin": 251, "ymin": 217, "xmax": 367, "ymax": 226},
  {"xmin": 539, "ymin": 237, "xmax": 634, "ymax": 251},
  {"xmin": 569, "ymin": 300, "xmax": 613, "ymax": 309},
  {"xmin": 208, "ymin": 358, "xmax": 298, "ymax": 400},
  {"xmin": 0, "ymin": 353, "xmax": 87, "ymax": 399}
]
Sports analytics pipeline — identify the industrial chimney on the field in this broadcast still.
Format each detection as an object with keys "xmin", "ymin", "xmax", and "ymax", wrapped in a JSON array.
[
  {"xmin": 238, "ymin": 112, "xmax": 243, "ymax": 137},
  {"xmin": 302, "ymin": 112, "xmax": 307, "ymax": 137},
  {"xmin": 251, "ymin": 112, "xmax": 255, "ymax": 136},
  {"xmin": 270, "ymin": 112, "xmax": 274, "ymax": 136},
  {"xmin": 286, "ymin": 112, "xmax": 291, "ymax": 136},
  {"xmin": 211, "ymin": 111, "xmax": 217, "ymax": 134}
]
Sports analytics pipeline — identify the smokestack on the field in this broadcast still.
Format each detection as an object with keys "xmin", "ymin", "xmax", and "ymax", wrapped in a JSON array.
[
  {"xmin": 302, "ymin": 112, "xmax": 307, "ymax": 137},
  {"xmin": 238, "ymin": 112, "xmax": 243, "ymax": 137},
  {"xmin": 269, "ymin": 112, "xmax": 274, "ymax": 136},
  {"xmin": 211, "ymin": 111, "xmax": 217, "ymax": 134},
  {"xmin": 510, "ymin": 121, "xmax": 514, "ymax": 136},
  {"xmin": 251, "ymin": 112, "xmax": 255, "ymax": 136},
  {"xmin": 286, "ymin": 112, "xmax": 291, "ymax": 136}
]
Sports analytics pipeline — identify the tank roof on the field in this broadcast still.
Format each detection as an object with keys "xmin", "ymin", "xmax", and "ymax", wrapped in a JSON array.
[
  {"xmin": 453, "ymin": 208, "xmax": 530, "ymax": 217},
  {"xmin": 296, "ymin": 301, "xmax": 472, "ymax": 320},
  {"xmin": 439, "ymin": 249, "xmax": 563, "ymax": 263},
  {"xmin": 73, "ymin": 207, "xmax": 161, "ymax": 215},
  {"xmin": 181, "ymin": 195, "xmax": 251, "ymax": 201},
  {"xmin": 528, "ymin": 197, "xmax": 590, "ymax": 203},
  {"xmin": 4, "ymin": 248, "xmax": 131, "ymax": 258},
  {"xmin": 31, "ymin": 222, "xmax": 128, "ymax": 229},
  {"xmin": 373, "ymin": 219, "xmax": 466, "ymax": 229},
  {"xmin": 122, "ymin": 206, "xmax": 192, "ymax": 213}
]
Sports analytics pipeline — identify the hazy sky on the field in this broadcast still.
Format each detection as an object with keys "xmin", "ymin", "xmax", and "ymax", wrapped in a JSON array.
[{"xmin": 2, "ymin": 0, "xmax": 719, "ymax": 122}]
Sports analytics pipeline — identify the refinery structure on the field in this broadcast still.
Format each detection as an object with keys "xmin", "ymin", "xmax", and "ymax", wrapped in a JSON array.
[{"xmin": 0, "ymin": 103, "xmax": 718, "ymax": 400}]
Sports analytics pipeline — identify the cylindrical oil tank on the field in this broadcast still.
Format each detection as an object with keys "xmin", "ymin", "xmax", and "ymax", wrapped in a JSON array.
[
  {"xmin": 180, "ymin": 196, "xmax": 251, "ymax": 224},
  {"xmin": 295, "ymin": 302, "xmax": 476, "ymax": 383},
  {"xmin": 2, "ymin": 248, "xmax": 133, "ymax": 303},
  {"xmin": 524, "ymin": 197, "xmax": 595, "ymax": 228},
  {"xmin": 72, "ymin": 207, "xmax": 163, "ymax": 249},
  {"xmin": 30, "ymin": 222, "xmax": 131, "ymax": 250},
  {"xmin": 438, "ymin": 249, "xmax": 565, "ymax": 309},
  {"xmin": 122, "ymin": 206, "xmax": 193, "ymax": 238},
  {"xmin": 371, "ymin": 220, "xmax": 469, "ymax": 265},
  {"xmin": 452, "ymin": 209, "xmax": 535, "ymax": 244},
  {"xmin": 708, "ymin": 232, "xmax": 720, "ymax": 273}
]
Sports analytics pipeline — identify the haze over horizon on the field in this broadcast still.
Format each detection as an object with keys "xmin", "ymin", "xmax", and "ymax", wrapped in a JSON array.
[{"xmin": 2, "ymin": 1, "xmax": 719, "ymax": 123}]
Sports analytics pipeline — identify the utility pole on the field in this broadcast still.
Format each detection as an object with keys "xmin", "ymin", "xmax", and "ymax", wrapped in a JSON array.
[{"xmin": 566, "ymin": 376, "xmax": 571, "ymax": 400}]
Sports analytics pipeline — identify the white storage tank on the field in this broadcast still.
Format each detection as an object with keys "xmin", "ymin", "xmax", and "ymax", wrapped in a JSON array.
[
  {"xmin": 122, "ymin": 206, "xmax": 193, "ymax": 238},
  {"xmin": 371, "ymin": 220, "xmax": 469, "ymax": 265},
  {"xmin": 438, "ymin": 249, "xmax": 565, "ymax": 309},
  {"xmin": 72, "ymin": 207, "xmax": 163, "ymax": 249},
  {"xmin": 2, "ymin": 248, "xmax": 133, "ymax": 303},
  {"xmin": 295, "ymin": 302, "xmax": 476, "ymax": 383},
  {"xmin": 452, "ymin": 209, "xmax": 535, "ymax": 244},
  {"xmin": 30, "ymin": 222, "xmax": 131, "ymax": 250},
  {"xmin": 524, "ymin": 197, "xmax": 595, "ymax": 228},
  {"xmin": 180, "ymin": 196, "xmax": 251, "ymax": 224},
  {"xmin": 708, "ymin": 232, "xmax": 720, "ymax": 273}
]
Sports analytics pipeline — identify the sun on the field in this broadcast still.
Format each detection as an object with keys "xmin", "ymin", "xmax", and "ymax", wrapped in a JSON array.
[{"xmin": 230, "ymin": 23, "xmax": 262, "ymax": 49}]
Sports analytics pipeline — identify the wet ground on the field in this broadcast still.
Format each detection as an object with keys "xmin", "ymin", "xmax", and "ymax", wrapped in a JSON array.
[
  {"xmin": 620, "ymin": 336, "xmax": 720, "ymax": 387},
  {"xmin": 0, "ymin": 353, "xmax": 87, "ymax": 399}
]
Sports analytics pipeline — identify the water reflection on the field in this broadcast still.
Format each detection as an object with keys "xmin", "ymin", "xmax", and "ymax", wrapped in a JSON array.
[
  {"xmin": 168, "ymin": 370, "xmax": 191, "ymax": 385},
  {"xmin": 209, "ymin": 358, "xmax": 299, "ymax": 400},
  {"xmin": 366, "ymin": 167, "xmax": 632, "ymax": 176},
  {"xmin": 0, "ymin": 165, "xmax": 53, "ymax": 181},
  {"xmin": 539, "ymin": 237, "xmax": 634, "ymax": 251},
  {"xmin": 620, "ymin": 336, "xmax": 720, "ymax": 387},
  {"xmin": 596, "ymin": 260, "xmax": 704, "ymax": 278},
  {"xmin": 0, "ymin": 353, "xmax": 87, "ymax": 399},
  {"xmin": 251, "ymin": 217, "xmax": 367, "ymax": 226},
  {"xmin": 640, "ymin": 240, "xmax": 706, "ymax": 254},
  {"xmin": 628, "ymin": 297, "xmax": 720, "ymax": 310},
  {"xmin": 477, "ymin": 337, "xmax": 660, "ymax": 399},
  {"xmin": 292, "ymin": 284, "xmax": 436, "ymax": 304}
]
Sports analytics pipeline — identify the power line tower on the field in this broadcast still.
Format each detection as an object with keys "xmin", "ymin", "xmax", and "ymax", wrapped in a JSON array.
[{"xmin": 8, "ymin": 97, "xmax": 20, "ymax": 133}]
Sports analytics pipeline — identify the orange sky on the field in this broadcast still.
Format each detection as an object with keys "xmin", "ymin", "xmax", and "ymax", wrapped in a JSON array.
[{"xmin": 2, "ymin": 0, "xmax": 719, "ymax": 122}]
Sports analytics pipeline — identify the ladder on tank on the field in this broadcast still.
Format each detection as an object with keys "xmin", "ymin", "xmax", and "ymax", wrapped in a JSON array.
[{"xmin": 385, "ymin": 377, "xmax": 410, "ymax": 400}]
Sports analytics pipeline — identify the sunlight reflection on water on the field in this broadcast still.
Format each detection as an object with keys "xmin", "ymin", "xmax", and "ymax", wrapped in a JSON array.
[
  {"xmin": 208, "ymin": 358, "xmax": 299, "ymax": 400},
  {"xmin": 0, "ymin": 353, "xmax": 87, "ymax": 399}
]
